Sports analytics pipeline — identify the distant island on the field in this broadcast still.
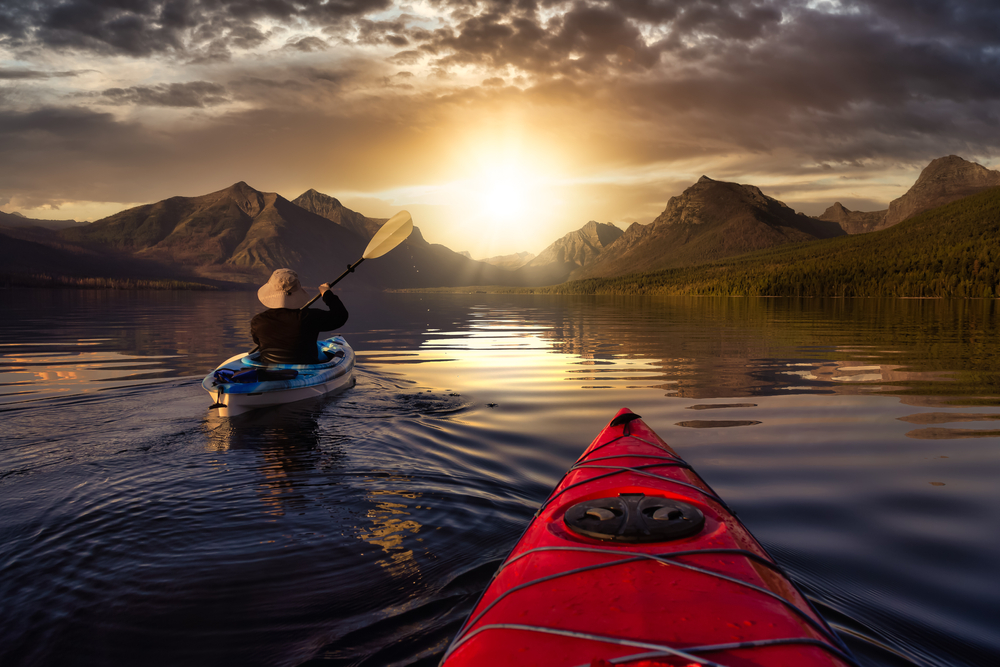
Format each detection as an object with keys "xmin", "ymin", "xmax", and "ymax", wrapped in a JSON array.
[{"xmin": 2, "ymin": 155, "xmax": 999, "ymax": 297}]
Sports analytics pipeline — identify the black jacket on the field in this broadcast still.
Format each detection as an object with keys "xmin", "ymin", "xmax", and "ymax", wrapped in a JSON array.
[{"xmin": 250, "ymin": 291, "xmax": 349, "ymax": 364}]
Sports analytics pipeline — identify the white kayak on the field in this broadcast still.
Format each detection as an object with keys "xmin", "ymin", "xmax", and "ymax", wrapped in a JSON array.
[{"xmin": 203, "ymin": 336, "xmax": 355, "ymax": 417}]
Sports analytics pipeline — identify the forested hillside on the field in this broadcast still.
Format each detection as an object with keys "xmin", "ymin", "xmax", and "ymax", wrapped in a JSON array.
[{"xmin": 511, "ymin": 187, "xmax": 1000, "ymax": 298}]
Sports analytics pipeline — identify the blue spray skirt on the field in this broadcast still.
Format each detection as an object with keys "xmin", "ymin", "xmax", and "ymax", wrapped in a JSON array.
[{"xmin": 203, "ymin": 336, "xmax": 355, "ymax": 416}]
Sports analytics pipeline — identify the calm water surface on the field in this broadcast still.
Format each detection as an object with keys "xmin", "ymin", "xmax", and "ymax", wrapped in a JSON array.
[{"xmin": 1, "ymin": 289, "xmax": 999, "ymax": 667}]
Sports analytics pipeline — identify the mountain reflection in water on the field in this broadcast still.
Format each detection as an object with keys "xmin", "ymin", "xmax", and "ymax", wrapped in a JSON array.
[{"xmin": 1, "ymin": 289, "xmax": 998, "ymax": 667}]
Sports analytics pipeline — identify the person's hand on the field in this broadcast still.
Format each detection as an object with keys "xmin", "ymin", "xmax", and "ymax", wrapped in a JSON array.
[{"xmin": 319, "ymin": 283, "xmax": 332, "ymax": 295}]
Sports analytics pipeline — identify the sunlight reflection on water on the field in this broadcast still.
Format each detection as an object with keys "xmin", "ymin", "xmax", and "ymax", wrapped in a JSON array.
[{"xmin": 0, "ymin": 345, "xmax": 179, "ymax": 403}]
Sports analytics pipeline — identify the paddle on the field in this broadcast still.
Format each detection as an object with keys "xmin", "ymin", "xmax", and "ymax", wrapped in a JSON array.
[{"xmin": 300, "ymin": 210, "xmax": 413, "ymax": 309}]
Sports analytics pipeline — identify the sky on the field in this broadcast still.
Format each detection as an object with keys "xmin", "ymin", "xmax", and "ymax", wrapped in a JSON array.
[{"xmin": 1, "ymin": 0, "xmax": 999, "ymax": 258}]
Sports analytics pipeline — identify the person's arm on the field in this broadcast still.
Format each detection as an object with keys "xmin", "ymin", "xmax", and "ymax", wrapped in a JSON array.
[
  {"xmin": 250, "ymin": 314, "xmax": 261, "ymax": 346},
  {"xmin": 313, "ymin": 286, "xmax": 349, "ymax": 330}
]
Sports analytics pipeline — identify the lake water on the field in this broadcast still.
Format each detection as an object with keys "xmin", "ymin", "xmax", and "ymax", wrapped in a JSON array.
[{"xmin": 1, "ymin": 288, "xmax": 998, "ymax": 667}]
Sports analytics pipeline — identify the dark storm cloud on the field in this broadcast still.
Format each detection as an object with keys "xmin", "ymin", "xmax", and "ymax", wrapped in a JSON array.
[
  {"xmin": 0, "ymin": 106, "xmax": 166, "ymax": 207},
  {"xmin": 0, "ymin": 68, "xmax": 83, "ymax": 79},
  {"xmin": 0, "ymin": 0, "xmax": 393, "ymax": 56},
  {"xmin": 100, "ymin": 80, "xmax": 229, "ymax": 107},
  {"xmin": 397, "ymin": 0, "xmax": 1000, "ymax": 166},
  {"xmin": 228, "ymin": 24, "xmax": 269, "ymax": 49},
  {"xmin": 354, "ymin": 17, "xmax": 410, "ymax": 46},
  {"xmin": 842, "ymin": 0, "xmax": 1000, "ymax": 44},
  {"xmin": 0, "ymin": 100, "xmax": 445, "ymax": 210},
  {"xmin": 285, "ymin": 35, "xmax": 329, "ymax": 52},
  {"xmin": 411, "ymin": 1, "xmax": 999, "ymax": 97},
  {"xmin": 659, "ymin": 1, "xmax": 782, "ymax": 43},
  {"xmin": 224, "ymin": 66, "xmax": 354, "ymax": 102},
  {"xmin": 612, "ymin": 0, "xmax": 680, "ymax": 23},
  {"xmin": 389, "ymin": 49, "xmax": 423, "ymax": 65},
  {"xmin": 0, "ymin": 106, "xmax": 123, "ymax": 147},
  {"xmin": 637, "ymin": 4, "xmax": 999, "ymax": 161},
  {"xmin": 550, "ymin": 4, "xmax": 663, "ymax": 70},
  {"xmin": 38, "ymin": 0, "xmax": 185, "ymax": 55},
  {"xmin": 428, "ymin": 12, "xmax": 558, "ymax": 73},
  {"xmin": 416, "ymin": 0, "xmax": 788, "ymax": 75}
]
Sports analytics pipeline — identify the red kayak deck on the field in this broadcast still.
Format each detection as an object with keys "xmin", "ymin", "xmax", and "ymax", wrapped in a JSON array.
[{"xmin": 441, "ymin": 409, "xmax": 858, "ymax": 667}]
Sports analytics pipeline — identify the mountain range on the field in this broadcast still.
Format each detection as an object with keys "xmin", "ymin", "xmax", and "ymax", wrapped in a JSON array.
[
  {"xmin": 816, "ymin": 155, "xmax": 1000, "ymax": 234},
  {"xmin": 477, "ymin": 251, "xmax": 535, "ymax": 270},
  {"xmin": 0, "ymin": 210, "xmax": 85, "ymax": 231},
  {"xmin": 4, "ymin": 183, "xmax": 518, "ymax": 289},
  {"xmin": 571, "ymin": 176, "xmax": 845, "ymax": 280},
  {"xmin": 2, "ymin": 155, "xmax": 998, "ymax": 290},
  {"xmin": 514, "ymin": 221, "xmax": 623, "ymax": 284},
  {"xmin": 543, "ymin": 184, "xmax": 1000, "ymax": 299}
]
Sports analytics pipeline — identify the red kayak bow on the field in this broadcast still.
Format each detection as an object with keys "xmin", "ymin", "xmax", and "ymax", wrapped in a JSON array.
[{"xmin": 441, "ymin": 408, "xmax": 858, "ymax": 667}]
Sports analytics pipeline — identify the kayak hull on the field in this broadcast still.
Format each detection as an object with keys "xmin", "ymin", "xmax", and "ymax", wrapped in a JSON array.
[
  {"xmin": 202, "ymin": 336, "xmax": 355, "ymax": 417},
  {"xmin": 440, "ymin": 408, "xmax": 857, "ymax": 667}
]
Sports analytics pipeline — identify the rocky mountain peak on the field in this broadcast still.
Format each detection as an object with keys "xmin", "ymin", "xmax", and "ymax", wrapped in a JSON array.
[
  {"xmin": 883, "ymin": 155, "xmax": 1000, "ymax": 227},
  {"xmin": 654, "ymin": 177, "xmax": 781, "ymax": 227},
  {"xmin": 919, "ymin": 155, "xmax": 998, "ymax": 185},
  {"xmin": 296, "ymin": 189, "xmax": 343, "ymax": 209},
  {"xmin": 739, "ymin": 183, "xmax": 769, "ymax": 202},
  {"xmin": 479, "ymin": 250, "xmax": 535, "ymax": 270},
  {"xmin": 815, "ymin": 201, "xmax": 886, "ymax": 234},
  {"xmin": 819, "ymin": 202, "xmax": 851, "ymax": 221},
  {"xmin": 526, "ymin": 221, "xmax": 624, "ymax": 271},
  {"xmin": 291, "ymin": 189, "xmax": 379, "ymax": 240},
  {"xmin": 221, "ymin": 181, "xmax": 267, "ymax": 217},
  {"xmin": 575, "ymin": 175, "xmax": 845, "ymax": 281},
  {"xmin": 578, "ymin": 220, "xmax": 623, "ymax": 247}
]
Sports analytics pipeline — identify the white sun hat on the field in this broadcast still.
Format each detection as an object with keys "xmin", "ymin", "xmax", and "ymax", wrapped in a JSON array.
[{"xmin": 257, "ymin": 269, "xmax": 311, "ymax": 309}]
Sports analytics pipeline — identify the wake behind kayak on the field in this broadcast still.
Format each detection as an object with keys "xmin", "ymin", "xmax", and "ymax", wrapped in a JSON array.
[{"xmin": 440, "ymin": 408, "xmax": 859, "ymax": 667}]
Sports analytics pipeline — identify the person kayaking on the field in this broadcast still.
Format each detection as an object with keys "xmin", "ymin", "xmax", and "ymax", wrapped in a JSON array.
[{"xmin": 251, "ymin": 268, "xmax": 349, "ymax": 364}]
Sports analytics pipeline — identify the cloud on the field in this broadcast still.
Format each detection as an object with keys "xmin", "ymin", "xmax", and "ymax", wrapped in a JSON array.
[
  {"xmin": 0, "ymin": 106, "xmax": 167, "ymax": 207},
  {"xmin": 845, "ymin": 0, "xmax": 1000, "ymax": 45},
  {"xmin": 0, "ymin": 0, "xmax": 394, "ymax": 57},
  {"xmin": 284, "ymin": 35, "xmax": 330, "ymax": 52},
  {"xmin": 353, "ymin": 17, "xmax": 413, "ymax": 46},
  {"xmin": 412, "ymin": 1, "xmax": 789, "ymax": 77},
  {"xmin": 668, "ymin": 1, "xmax": 783, "ymax": 42},
  {"xmin": 0, "ymin": 68, "xmax": 85, "ymax": 80},
  {"xmin": 99, "ymin": 81, "xmax": 229, "ymax": 107},
  {"xmin": 221, "ymin": 65, "xmax": 360, "ymax": 107},
  {"xmin": 228, "ymin": 24, "xmax": 271, "ymax": 50},
  {"xmin": 34, "ymin": 0, "xmax": 185, "ymax": 56}
]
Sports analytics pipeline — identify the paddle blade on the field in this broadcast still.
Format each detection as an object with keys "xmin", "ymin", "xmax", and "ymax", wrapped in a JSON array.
[{"xmin": 363, "ymin": 210, "xmax": 413, "ymax": 259}]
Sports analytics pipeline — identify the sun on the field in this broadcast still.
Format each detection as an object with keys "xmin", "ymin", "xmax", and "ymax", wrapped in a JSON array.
[
  {"xmin": 475, "ymin": 164, "xmax": 531, "ymax": 223},
  {"xmin": 442, "ymin": 125, "xmax": 570, "ymax": 256}
]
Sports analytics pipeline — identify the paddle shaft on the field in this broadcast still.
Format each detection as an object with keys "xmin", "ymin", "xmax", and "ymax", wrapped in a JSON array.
[{"xmin": 300, "ymin": 258, "xmax": 365, "ymax": 310}]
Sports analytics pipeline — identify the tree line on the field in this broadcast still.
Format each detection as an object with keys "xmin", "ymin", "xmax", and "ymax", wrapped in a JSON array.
[{"xmin": 1, "ymin": 274, "xmax": 218, "ymax": 290}]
